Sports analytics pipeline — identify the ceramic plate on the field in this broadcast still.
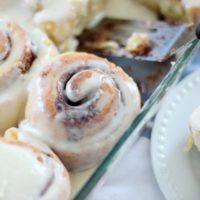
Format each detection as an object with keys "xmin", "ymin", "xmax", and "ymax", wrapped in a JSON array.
[{"xmin": 151, "ymin": 70, "xmax": 200, "ymax": 200}]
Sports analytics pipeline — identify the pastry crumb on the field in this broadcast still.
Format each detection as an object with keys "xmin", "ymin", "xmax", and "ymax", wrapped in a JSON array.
[{"xmin": 125, "ymin": 33, "xmax": 151, "ymax": 56}]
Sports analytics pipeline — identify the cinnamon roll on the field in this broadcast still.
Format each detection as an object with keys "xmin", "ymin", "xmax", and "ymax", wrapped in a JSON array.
[
  {"xmin": 20, "ymin": 52, "xmax": 141, "ymax": 171},
  {"xmin": 0, "ymin": 0, "xmax": 108, "ymax": 51},
  {"xmin": 0, "ymin": 19, "xmax": 58, "ymax": 133},
  {"xmin": 1, "ymin": 128, "xmax": 70, "ymax": 200}
]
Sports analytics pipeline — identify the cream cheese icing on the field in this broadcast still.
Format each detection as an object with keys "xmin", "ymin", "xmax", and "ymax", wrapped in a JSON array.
[{"xmin": 0, "ymin": 130, "xmax": 71, "ymax": 200}]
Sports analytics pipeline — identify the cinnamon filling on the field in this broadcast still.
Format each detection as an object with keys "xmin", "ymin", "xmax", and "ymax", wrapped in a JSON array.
[
  {"xmin": 0, "ymin": 28, "xmax": 36, "ymax": 73},
  {"xmin": 55, "ymin": 69, "xmax": 99, "ymax": 124},
  {"xmin": 0, "ymin": 31, "xmax": 11, "ymax": 61},
  {"xmin": 53, "ymin": 67, "xmax": 121, "ymax": 141},
  {"xmin": 18, "ymin": 41, "xmax": 36, "ymax": 74}
]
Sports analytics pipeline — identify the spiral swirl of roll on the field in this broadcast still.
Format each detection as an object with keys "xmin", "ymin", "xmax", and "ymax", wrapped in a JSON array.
[
  {"xmin": 1, "ymin": 128, "xmax": 71, "ymax": 200},
  {"xmin": 0, "ymin": 19, "xmax": 58, "ymax": 133},
  {"xmin": 0, "ymin": 19, "xmax": 35, "ymax": 81},
  {"xmin": 22, "ymin": 52, "xmax": 141, "ymax": 171},
  {"xmin": 0, "ymin": 19, "xmax": 35, "ymax": 133}
]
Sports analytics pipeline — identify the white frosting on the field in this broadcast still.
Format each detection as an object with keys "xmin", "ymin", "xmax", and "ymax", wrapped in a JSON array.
[
  {"xmin": 0, "ymin": 76, "xmax": 27, "ymax": 133},
  {"xmin": 26, "ymin": 28, "xmax": 58, "ymax": 78},
  {"xmin": 0, "ymin": 136, "xmax": 70, "ymax": 200},
  {"xmin": 134, "ymin": 0, "xmax": 200, "ymax": 21},
  {"xmin": 0, "ymin": 0, "xmax": 34, "ymax": 23},
  {"xmin": 65, "ymin": 70, "xmax": 113, "ymax": 102},
  {"xmin": 106, "ymin": 0, "xmax": 157, "ymax": 20}
]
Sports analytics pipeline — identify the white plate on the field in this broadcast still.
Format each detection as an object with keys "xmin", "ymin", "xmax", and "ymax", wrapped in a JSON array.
[{"xmin": 151, "ymin": 70, "xmax": 200, "ymax": 200}]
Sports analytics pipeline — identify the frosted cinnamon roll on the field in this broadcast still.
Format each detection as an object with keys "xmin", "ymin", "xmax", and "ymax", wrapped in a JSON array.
[
  {"xmin": 0, "ymin": 0, "xmax": 108, "ymax": 51},
  {"xmin": 20, "ymin": 52, "xmax": 141, "ymax": 171},
  {"xmin": 0, "ymin": 19, "xmax": 58, "ymax": 133},
  {"xmin": 1, "ymin": 128, "xmax": 70, "ymax": 200}
]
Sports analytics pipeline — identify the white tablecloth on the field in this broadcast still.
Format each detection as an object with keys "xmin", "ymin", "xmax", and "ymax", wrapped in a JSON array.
[{"xmin": 87, "ymin": 137, "xmax": 165, "ymax": 200}]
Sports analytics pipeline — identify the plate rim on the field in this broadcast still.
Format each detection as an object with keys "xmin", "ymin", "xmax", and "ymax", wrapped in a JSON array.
[{"xmin": 151, "ymin": 69, "xmax": 200, "ymax": 200}]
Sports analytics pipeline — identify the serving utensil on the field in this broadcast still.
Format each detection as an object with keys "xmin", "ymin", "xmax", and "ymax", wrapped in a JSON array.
[{"xmin": 78, "ymin": 18, "xmax": 194, "ymax": 62}]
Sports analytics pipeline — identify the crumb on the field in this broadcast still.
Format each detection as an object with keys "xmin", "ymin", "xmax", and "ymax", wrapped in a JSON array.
[{"xmin": 125, "ymin": 33, "xmax": 151, "ymax": 56}]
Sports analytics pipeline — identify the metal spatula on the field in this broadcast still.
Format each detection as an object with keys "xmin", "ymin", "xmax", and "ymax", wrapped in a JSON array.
[{"xmin": 78, "ymin": 18, "xmax": 194, "ymax": 62}]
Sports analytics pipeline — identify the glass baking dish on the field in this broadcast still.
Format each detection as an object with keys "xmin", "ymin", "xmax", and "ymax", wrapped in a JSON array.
[{"xmin": 69, "ymin": 36, "xmax": 200, "ymax": 199}]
